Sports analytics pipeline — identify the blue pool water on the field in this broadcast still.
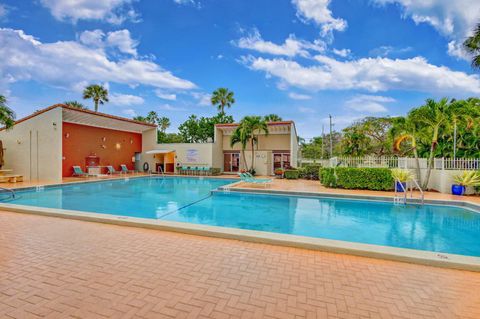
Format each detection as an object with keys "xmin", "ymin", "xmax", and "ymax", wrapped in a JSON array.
[{"xmin": 6, "ymin": 177, "xmax": 480, "ymax": 257}]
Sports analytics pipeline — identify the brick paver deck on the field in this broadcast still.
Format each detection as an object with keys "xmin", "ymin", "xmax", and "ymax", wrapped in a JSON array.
[{"xmin": 1, "ymin": 212, "xmax": 479, "ymax": 318}]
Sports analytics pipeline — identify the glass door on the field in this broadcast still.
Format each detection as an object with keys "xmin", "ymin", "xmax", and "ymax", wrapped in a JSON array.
[{"xmin": 224, "ymin": 153, "xmax": 240, "ymax": 172}]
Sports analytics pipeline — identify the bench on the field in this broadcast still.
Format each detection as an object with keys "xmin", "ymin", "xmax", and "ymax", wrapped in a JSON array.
[{"xmin": 0, "ymin": 175, "xmax": 24, "ymax": 183}]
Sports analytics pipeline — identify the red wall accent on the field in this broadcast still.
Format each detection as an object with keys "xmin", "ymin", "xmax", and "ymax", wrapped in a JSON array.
[{"xmin": 62, "ymin": 122, "xmax": 142, "ymax": 177}]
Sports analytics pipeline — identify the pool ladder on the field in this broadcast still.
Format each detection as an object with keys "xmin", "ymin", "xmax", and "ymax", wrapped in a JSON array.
[
  {"xmin": 0, "ymin": 187, "xmax": 16, "ymax": 201},
  {"xmin": 394, "ymin": 178, "xmax": 424, "ymax": 205}
]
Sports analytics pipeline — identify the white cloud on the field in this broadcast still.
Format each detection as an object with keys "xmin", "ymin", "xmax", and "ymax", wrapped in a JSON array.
[
  {"xmin": 158, "ymin": 104, "xmax": 186, "ymax": 111},
  {"xmin": 372, "ymin": 0, "xmax": 480, "ymax": 59},
  {"xmin": 191, "ymin": 92, "xmax": 211, "ymax": 106},
  {"xmin": 39, "ymin": 0, "xmax": 139, "ymax": 24},
  {"xmin": 369, "ymin": 45, "xmax": 412, "ymax": 57},
  {"xmin": 106, "ymin": 30, "xmax": 138, "ymax": 56},
  {"xmin": 298, "ymin": 106, "xmax": 316, "ymax": 113},
  {"xmin": 332, "ymin": 48, "xmax": 350, "ymax": 57},
  {"xmin": 235, "ymin": 29, "xmax": 325, "ymax": 57},
  {"xmin": 110, "ymin": 93, "xmax": 144, "ymax": 106},
  {"xmin": 122, "ymin": 108, "xmax": 137, "ymax": 117},
  {"xmin": 155, "ymin": 89, "xmax": 177, "ymax": 101},
  {"xmin": 292, "ymin": 0, "xmax": 347, "ymax": 36},
  {"xmin": 447, "ymin": 41, "xmax": 471, "ymax": 62},
  {"xmin": 345, "ymin": 95, "xmax": 395, "ymax": 113},
  {"xmin": 0, "ymin": 3, "xmax": 9, "ymax": 20},
  {"xmin": 288, "ymin": 92, "xmax": 312, "ymax": 100},
  {"xmin": 244, "ymin": 54, "xmax": 480, "ymax": 94},
  {"xmin": 0, "ymin": 28, "xmax": 196, "ymax": 92},
  {"xmin": 78, "ymin": 29, "xmax": 138, "ymax": 56}
]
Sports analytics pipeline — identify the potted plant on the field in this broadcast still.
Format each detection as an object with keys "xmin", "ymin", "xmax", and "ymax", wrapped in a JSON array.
[
  {"xmin": 274, "ymin": 168, "xmax": 284, "ymax": 178},
  {"xmin": 391, "ymin": 169, "xmax": 414, "ymax": 192},
  {"xmin": 452, "ymin": 171, "xmax": 480, "ymax": 196}
]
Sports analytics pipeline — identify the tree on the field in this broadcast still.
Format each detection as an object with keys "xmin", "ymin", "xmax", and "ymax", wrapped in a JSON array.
[
  {"xmin": 463, "ymin": 23, "xmax": 480, "ymax": 69},
  {"xmin": 264, "ymin": 114, "xmax": 282, "ymax": 122},
  {"xmin": 133, "ymin": 111, "xmax": 160, "ymax": 125},
  {"xmin": 230, "ymin": 116, "xmax": 268, "ymax": 172},
  {"xmin": 83, "ymin": 84, "xmax": 109, "ymax": 112},
  {"xmin": 64, "ymin": 101, "xmax": 87, "ymax": 109},
  {"xmin": 211, "ymin": 88, "xmax": 235, "ymax": 114},
  {"xmin": 158, "ymin": 117, "xmax": 171, "ymax": 133},
  {"xmin": 0, "ymin": 95, "xmax": 15, "ymax": 129},
  {"xmin": 178, "ymin": 113, "xmax": 234, "ymax": 143}
]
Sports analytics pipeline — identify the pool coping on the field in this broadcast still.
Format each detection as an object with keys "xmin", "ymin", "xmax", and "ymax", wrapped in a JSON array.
[
  {"xmin": 1, "ymin": 200, "xmax": 479, "ymax": 272},
  {"xmin": 2, "ymin": 177, "xmax": 480, "ymax": 272}
]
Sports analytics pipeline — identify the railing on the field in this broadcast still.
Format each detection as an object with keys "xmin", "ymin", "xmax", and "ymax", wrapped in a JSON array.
[
  {"xmin": 393, "ymin": 179, "xmax": 424, "ymax": 205},
  {"xmin": 300, "ymin": 156, "xmax": 480, "ymax": 171}
]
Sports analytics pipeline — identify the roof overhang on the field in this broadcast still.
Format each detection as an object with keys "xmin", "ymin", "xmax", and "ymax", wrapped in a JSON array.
[
  {"xmin": 216, "ymin": 121, "xmax": 293, "ymax": 136},
  {"xmin": 62, "ymin": 106, "xmax": 156, "ymax": 133}
]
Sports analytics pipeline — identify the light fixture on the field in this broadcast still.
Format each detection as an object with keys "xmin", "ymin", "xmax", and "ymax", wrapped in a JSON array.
[{"xmin": 115, "ymin": 143, "xmax": 121, "ymax": 150}]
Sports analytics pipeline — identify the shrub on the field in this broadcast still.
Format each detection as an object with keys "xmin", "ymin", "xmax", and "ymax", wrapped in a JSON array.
[
  {"xmin": 284, "ymin": 169, "xmax": 299, "ymax": 179},
  {"xmin": 319, "ymin": 168, "xmax": 337, "ymax": 187},
  {"xmin": 299, "ymin": 164, "xmax": 322, "ymax": 180},
  {"xmin": 211, "ymin": 168, "xmax": 221, "ymax": 176},
  {"xmin": 320, "ymin": 167, "xmax": 393, "ymax": 191}
]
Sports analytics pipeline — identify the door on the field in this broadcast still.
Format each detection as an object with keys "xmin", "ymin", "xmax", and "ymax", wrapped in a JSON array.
[
  {"xmin": 223, "ymin": 153, "xmax": 240, "ymax": 172},
  {"xmin": 134, "ymin": 152, "xmax": 141, "ymax": 171},
  {"xmin": 273, "ymin": 152, "xmax": 291, "ymax": 171}
]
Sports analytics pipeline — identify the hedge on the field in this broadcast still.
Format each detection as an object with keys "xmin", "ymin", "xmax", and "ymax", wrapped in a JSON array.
[
  {"xmin": 284, "ymin": 169, "xmax": 300, "ymax": 179},
  {"xmin": 299, "ymin": 164, "xmax": 322, "ymax": 180},
  {"xmin": 319, "ymin": 167, "xmax": 394, "ymax": 191}
]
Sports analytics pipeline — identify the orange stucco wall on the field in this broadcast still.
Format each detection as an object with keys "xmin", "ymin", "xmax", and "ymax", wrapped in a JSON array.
[{"xmin": 62, "ymin": 122, "xmax": 142, "ymax": 177}]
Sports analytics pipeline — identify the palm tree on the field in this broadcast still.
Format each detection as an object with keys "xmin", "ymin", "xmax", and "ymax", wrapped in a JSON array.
[
  {"xmin": 463, "ymin": 23, "xmax": 480, "ymax": 69},
  {"xmin": 158, "ymin": 117, "xmax": 171, "ymax": 133},
  {"xmin": 0, "ymin": 95, "xmax": 15, "ymax": 129},
  {"xmin": 211, "ymin": 88, "xmax": 235, "ymax": 115},
  {"xmin": 264, "ymin": 114, "xmax": 283, "ymax": 122},
  {"xmin": 82, "ymin": 84, "xmax": 109, "ymax": 112},
  {"xmin": 145, "ymin": 111, "xmax": 159, "ymax": 125},
  {"xmin": 64, "ymin": 101, "xmax": 87, "ymax": 109},
  {"xmin": 231, "ymin": 116, "xmax": 268, "ymax": 172}
]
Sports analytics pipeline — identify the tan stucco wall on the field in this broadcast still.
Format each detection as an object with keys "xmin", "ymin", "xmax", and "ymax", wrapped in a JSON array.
[
  {"xmin": 222, "ymin": 134, "xmax": 291, "ymax": 152},
  {"xmin": 0, "ymin": 108, "xmax": 63, "ymax": 182}
]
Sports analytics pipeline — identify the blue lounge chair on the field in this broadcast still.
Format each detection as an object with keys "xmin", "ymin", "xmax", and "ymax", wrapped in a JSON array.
[
  {"xmin": 72, "ymin": 166, "xmax": 91, "ymax": 177},
  {"xmin": 238, "ymin": 172, "xmax": 272, "ymax": 188},
  {"xmin": 120, "ymin": 164, "xmax": 134, "ymax": 174},
  {"xmin": 106, "ymin": 165, "xmax": 119, "ymax": 175}
]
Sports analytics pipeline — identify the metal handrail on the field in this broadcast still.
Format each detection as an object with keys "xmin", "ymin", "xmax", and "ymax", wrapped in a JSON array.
[
  {"xmin": 0, "ymin": 187, "xmax": 16, "ymax": 200},
  {"xmin": 410, "ymin": 179, "xmax": 424, "ymax": 205},
  {"xmin": 394, "ymin": 178, "xmax": 407, "ymax": 204}
]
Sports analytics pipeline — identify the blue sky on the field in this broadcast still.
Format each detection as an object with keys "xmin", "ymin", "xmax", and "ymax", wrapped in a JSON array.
[{"xmin": 0, "ymin": 0, "xmax": 479, "ymax": 138}]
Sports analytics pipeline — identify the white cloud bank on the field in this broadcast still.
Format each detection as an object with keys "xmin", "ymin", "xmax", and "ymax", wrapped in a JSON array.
[
  {"xmin": 39, "ymin": 0, "xmax": 139, "ymax": 24},
  {"xmin": 292, "ymin": 0, "xmax": 347, "ymax": 36},
  {"xmin": 79, "ymin": 29, "xmax": 138, "ymax": 56},
  {"xmin": 243, "ymin": 55, "xmax": 480, "ymax": 94},
  {"xmin": 110, "ymin": 93, "xmax": 144, "ymax": 106},
  {"xmin": 0, "ymin": 28, "xmax": 196, "ymax": 92},
  {"xmin": 235, "ymin": 29, "xmax": 325, "ymax": 57},
  {"xmin": 345, "ymin": 95, "xmax": 395, "ymax": 113},
  {"xmin": 372, "ymin": 0, "xmax": 480, "ymax": 61}
]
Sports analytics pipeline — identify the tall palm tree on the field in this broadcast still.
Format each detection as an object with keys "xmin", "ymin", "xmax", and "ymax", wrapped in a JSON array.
[
  {"xmin": 64, "ymin": 101, "xmax": 87, "ymax": 109},
  {"xmin": 145, "ymin": 111, "xmax": 159, "ymax": 125},
  {"xmin": 231, "ymin": 116, "xmax": 268, "ymax": 172},
  {"xmin": 82, "ymin": 84, "xmax": 109, "ymax": 112},
  {"xmin": 463, "ymin": 23, "xmax": 480, "ymax": 69},
  {"xmin": 158, "ymin": 117, "xmax": 171, "ymax": 133},
  {"xmin": 211, "ymin": 88, "xmax": 235, "ymax": 115},
  {"xmin": 230, "ymin": 127, "xmax": 249, "ymax": 171},
  {"xmin": 0, "ymin": 95, "xmax": 15, "ymax": 129},
  {"xmin": 264, "ymin": 114, "xmax": 283, "ymax": 122}
]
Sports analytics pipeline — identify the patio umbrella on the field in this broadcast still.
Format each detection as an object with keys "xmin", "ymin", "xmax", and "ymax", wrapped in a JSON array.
[{"xmin": 0, "ymin": 140, "xmax": 4, "ymax": 169}]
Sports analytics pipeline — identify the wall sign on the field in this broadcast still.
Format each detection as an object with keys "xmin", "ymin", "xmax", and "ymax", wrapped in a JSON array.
[{"xmin": 186, "ymin": 149, "xmax": 199, "ymax": 163}]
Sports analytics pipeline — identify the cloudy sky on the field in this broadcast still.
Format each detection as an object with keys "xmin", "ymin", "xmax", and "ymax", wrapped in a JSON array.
[{"xmin": 0, "ymin": 0, "xmax": 479, "ymax": 138}]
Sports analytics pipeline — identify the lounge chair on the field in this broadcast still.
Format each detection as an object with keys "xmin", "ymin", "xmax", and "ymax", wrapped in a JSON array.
[
  {"xmin": 106, "ymin": 165, "xmax": 119, "ymax": 175},
  {"xmin": 72, "ymin": 166, "xmax": 91, "ymax": 177},
  {"xmin": 120, "ymin": 164, "xmax": 134, "ymax": 174},
  {"xmin": 238, "ymin": 172, "xmax": 272, "ymax": 188}
]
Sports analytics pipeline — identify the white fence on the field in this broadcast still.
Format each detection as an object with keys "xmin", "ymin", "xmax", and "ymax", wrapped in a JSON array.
[{"xmin": 300, "ymin": 156, "xmax": 480, "ymax": 171}]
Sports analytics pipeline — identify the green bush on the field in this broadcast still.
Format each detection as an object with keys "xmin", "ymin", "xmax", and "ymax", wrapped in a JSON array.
[
  {"xmin": 319, "ymin": 167, "xmax": 393, "ymax": 191},
  {"xmin": 319, "ymin": 168, "xmax": 337, "ymax": 187},
  {"xmin": 284, "ymin": 169, "xmax": 300, "ymax": 179},
  {"xmin": 299, "ymin": 164, "xmax": 322, "ymax": 180},
  {"xmin": 210, "ymin": 168, "xmax": 221, "ymax": 176}
]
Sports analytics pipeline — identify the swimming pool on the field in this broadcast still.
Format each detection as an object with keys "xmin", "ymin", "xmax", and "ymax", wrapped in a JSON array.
[{"xmin": 5, "ymin": 177, "xmax": 480, "ymax": 257}]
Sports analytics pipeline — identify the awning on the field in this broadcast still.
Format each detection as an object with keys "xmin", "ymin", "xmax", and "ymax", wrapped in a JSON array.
[{"xmin": 145, "ymin": 149, "xmax": 174, "ymax": 154}]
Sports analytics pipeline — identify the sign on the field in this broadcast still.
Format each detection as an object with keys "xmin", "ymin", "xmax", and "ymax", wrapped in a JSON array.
[{"xmin": 186, "ymin": 149, "xmax": 199, "ymax": 163}]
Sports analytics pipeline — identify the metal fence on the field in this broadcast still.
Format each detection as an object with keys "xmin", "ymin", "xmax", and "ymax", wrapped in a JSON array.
[{"xmin": 300, "ymin": 156, "xmax": 480, "ymax": 170}]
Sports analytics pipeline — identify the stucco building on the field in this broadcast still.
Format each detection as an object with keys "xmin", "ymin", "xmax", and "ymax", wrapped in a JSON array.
[{"xmin": 0, "ymin": 104, "xmax": 298, "ymax": 182}]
